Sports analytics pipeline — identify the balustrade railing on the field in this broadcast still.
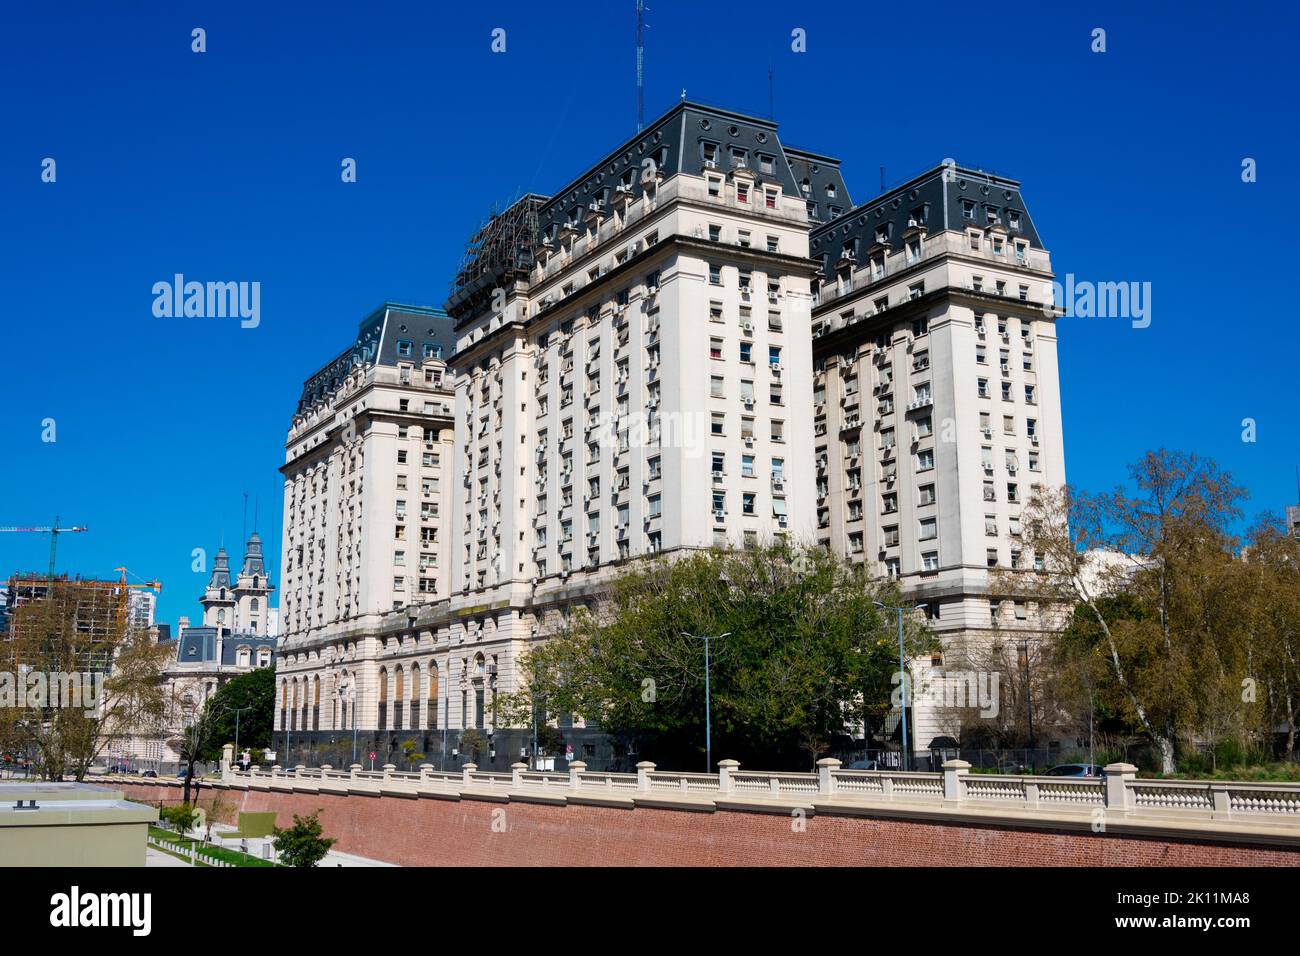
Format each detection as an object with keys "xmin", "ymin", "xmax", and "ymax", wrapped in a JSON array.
[{"xmin": 215, "ymin": 756, "xmax": 1300, "ymax": 829}]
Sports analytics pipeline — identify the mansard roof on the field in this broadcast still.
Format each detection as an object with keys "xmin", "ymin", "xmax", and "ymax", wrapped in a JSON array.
[{"xmin": 296, "ymin": 302, "xmax": 453, "ymax": 412}]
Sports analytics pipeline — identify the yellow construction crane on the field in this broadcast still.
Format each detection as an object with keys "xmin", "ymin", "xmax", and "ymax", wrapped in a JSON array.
[{"xmin": 0, "ymin": 515, "xmax": 88, "ymax": 579}]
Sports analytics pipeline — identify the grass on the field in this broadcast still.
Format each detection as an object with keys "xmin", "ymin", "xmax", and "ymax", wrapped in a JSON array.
[{"xmin": 148, "ymin": 826, "xmax": 279, "ymax": 867}]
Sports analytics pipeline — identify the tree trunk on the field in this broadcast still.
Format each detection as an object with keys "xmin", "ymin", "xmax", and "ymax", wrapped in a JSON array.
[{"xmin": 1154, "ymin": 734, "xmax": 1176, "ymax": 775}]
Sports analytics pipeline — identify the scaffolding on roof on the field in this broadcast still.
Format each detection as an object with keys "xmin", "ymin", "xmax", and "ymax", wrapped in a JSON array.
[{"xmin": 447, "ymin": 193, "xmax": 547, "ymax": 320}]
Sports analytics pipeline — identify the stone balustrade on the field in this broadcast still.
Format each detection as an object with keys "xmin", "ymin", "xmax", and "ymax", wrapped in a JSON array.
[{"xmin": 213, "ymin": 749, "xmax": 1300, "ymax": 841}]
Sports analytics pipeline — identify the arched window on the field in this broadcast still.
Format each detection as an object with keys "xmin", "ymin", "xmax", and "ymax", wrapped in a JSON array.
[
  {"xmin": 312, "ymin": 676, "xmax": 321, "ymax": 731},
  {"xmin": 290, "ymin": 679, "xmax": 299, "ymax": 731},
  {"xmin": 236, "ymin": 646, "xmax": 250, "ymax": 667},
  {"xmin": 394, "ymin": 668, "xmax": 406, "ymax": 730},
  {"xmin": 409, "ymin": 663, "xmax": 421, "ymax": 731},
  {"xmin": 251, "ymin": 597, "xmax": 259, "ymax": 612},
  {"xmin": 378, "ymin": 667, "xmax": 389, "ymax": 730},
  {"xmin": 217, "ymin": 609, "xmax": 226, "ymax": 624},
  {"xmin": 427, "ymin": 664, "xmax": 439, "ymax": 730}
]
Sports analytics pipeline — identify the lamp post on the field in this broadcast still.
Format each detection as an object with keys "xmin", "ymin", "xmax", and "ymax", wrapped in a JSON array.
[
  {"xmin": 337, "ymin": 680, "xmax": 357, "ymax": 766},
  {"xmin": 682, "ymin": 632, "xmax": 731, "ymax": 773},
  {"xmin": 1018, "ymin": 638, "xmax": 1035, "ymax": 770},
  {"xmin": 874, "ymin": 602, "xmax": 926, "ymax": 772},
  {"xmin": 229, "ymin": 706, "xmax": 248, "ymax": 764}
]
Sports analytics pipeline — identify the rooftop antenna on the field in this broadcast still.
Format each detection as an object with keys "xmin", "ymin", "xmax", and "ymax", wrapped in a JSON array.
[
  {"xmin": 253, "ymin": 496, "xmax": 259, "ymax": 534},
  {"xmin": 768, "ymin": 62, "xmax": 774, "ymax": 119},
  {"xmin": 636, "ymin": 1, "xmax": 647, "ymax": 131},
  {"xmin": 242, "ymin": 492, "xmax": 249, "ymax": 547},
  {"xmin": 880, "ymin": 165, "xmax": 886, "ymax": 191}
]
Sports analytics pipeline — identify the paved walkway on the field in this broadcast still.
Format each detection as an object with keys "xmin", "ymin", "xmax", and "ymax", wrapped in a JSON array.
[
  {"xmin": 145, "ymin": 847, "xmax": 193, "ymax": 867},
  {"xmin": 209, "ymin": 824, "xmax": 396, "ymax": 867}
]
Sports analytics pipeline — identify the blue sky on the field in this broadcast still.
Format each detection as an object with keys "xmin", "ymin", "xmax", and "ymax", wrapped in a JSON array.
[{"xmin": 2, "ymin": 1, "xmax": 1297, "ymax": 627}]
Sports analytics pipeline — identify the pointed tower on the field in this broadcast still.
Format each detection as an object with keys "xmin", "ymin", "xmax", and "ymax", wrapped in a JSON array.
[
  {"xmin": 201, "ymin": 547, "xmax": 236, "ymax": 629},
  {"xmin": 234, "ymin": 532, "xmax": 275, "ymax": 636}
]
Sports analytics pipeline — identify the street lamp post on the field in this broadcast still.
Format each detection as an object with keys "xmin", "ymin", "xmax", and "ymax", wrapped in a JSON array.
[
  {"xmin": 1019, "ymin": 638, "xmax": 1035, "ymax": 770},
  {"xmin": 230, "ymin": 706, "xmax": 248, "ymax": 764},
  {"xmin": 682, "ymin": 632, "xmax": 731, "ymax": 773},
  {"xmin": 874, "ymin": 602, "xmax": 926, "ymax": 772}
]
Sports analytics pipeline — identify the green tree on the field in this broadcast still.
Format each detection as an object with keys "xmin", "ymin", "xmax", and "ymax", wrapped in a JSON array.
[
  {"xmin": 399, "ymin": 739, "xmax": 425, "ymax": 768},
  {"xmin": 498, "ymin": 543, "xmax": 930, "ymax": 769},
  {"xmin": 1011, "ymin": 449, "xmax": 1253, "ymax": 773},
  {"xmin": 272, "ymin": 810, "xmax": 337, "ymax": 867},
  {"xmin": 198, "ymin": 667, "xmax": 277, "ymax": 762}
]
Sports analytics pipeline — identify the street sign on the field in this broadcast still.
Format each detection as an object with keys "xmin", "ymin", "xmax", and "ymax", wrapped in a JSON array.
[{"xmin": 369, "ymin": 751, "xmax": 376, "ymax": 761}]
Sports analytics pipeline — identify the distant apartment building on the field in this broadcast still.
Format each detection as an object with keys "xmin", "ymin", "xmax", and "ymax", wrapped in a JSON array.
[
  {"xmin": 807, "ymin": 161, "xmax": 1065, "ymax": 750},
  {"xmin": 1287, "ymin": 503, "xmax": 1300, "ymax": 539}
]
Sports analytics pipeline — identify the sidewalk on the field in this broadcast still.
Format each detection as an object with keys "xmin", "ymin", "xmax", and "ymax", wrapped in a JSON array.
[{"xmin": 209, "ymin": 824, "xmax": 396, "ymax": 867}]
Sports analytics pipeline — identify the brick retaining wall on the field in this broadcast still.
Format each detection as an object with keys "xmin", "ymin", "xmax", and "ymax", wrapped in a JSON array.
[{"xmin": 107, "ymin": 780, "xmax": 1300, "ymax": 867}]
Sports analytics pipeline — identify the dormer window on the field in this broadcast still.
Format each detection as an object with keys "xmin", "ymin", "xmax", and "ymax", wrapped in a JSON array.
[
  {"xmin": 702, "ymin": 142, "xmax": 719, "ymax": 167},
  {"xmin": 825, "ymin": 183, "xmax": 837, "ymax": 198},
  {"xmin": 731, "ymin": 147, "xmax": 747, "ymax": 168},
  {"xmin": 397, "ymin": 340, "xmax": 413, "ymax": 356}
]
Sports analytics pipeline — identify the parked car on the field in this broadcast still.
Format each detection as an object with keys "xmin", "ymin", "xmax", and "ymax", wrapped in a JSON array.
[
  {"xmin": 176, "ymin": 770, "xmax": 189, "ymax": 779},
  {"xmin": 847, "ymin": 759, "xmax": 880, "ymax": 771},
  {"xmin": 1043, "ymin": 763, "xmax": 1104, "ymax": 777},
  {"xmin": 141, "ymin": 769, "xmax": 157, "ymax": 778}
]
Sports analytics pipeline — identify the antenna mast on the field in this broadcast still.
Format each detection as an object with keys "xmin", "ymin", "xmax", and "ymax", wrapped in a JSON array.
[{"xmin": 636, "ymin": 1, "xmax": 646, "ymax": 131}]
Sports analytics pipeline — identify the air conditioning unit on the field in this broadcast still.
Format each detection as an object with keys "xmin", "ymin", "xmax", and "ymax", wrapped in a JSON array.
[
  {"xmin": 772, "ymin": 477, "xmax": 785, "ymax": 490},
  {"xmin": 744, "ymin": 437, "xmax": 755, "ymax": 448},
  {"xmin": 713, "ymin": 509, "xmax": 726, "ymax": 521},
  {"xmin": 1030, "ymin": 435, "xmax": 1040, "ymax": 445},
  {"xmin": 742, "ymin": 322, "xmax": 754, "ymax": 335},
  {"xmin": 982, "ymin": 427, "xmax": 993, "ymax": 439}
]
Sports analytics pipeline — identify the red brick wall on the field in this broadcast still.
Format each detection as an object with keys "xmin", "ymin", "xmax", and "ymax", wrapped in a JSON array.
[{"xmin": 111, "ymin": 781, "xmax": 1300, "ymax": 867}]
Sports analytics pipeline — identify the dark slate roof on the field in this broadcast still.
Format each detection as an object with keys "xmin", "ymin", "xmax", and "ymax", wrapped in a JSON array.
[
  {"xmin": 784, "ymin": 146, "xmax": 853, "ymax": 224},
  {"xmin": 446, "ymin": 100, "xmax": 846, "ymax": 321},
  {"xmin": 809, "ymin": 161, "xmax": 1045, "ymax": 282},
  {"xmin": 156, "ymin": 623, "xmax": 171, "ymax": 643},
  {"xmin": 296, "ymin": 303, "xmax": 453, "ymax": 413},
  {"xmin": 176, "ymin": 626, "xmax": 277, "ymax": 666},
  {"xmin": 240, "ymin": 532, "xmax": 267, "ymax": 579},
  {"xmin": 207, "ymin": 547, "xmax": 231, "ymax": 592}
]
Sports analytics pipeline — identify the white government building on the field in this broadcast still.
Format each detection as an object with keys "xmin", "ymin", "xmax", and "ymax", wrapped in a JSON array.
[{"xmin": 273, "ymin": 101, "xmax": 1064, "ymax": 769}]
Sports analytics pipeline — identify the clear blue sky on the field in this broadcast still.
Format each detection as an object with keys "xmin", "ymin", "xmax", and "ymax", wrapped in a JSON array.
[{"xmin": 2, "ymin": 1, "xmax": 1296, "ymax": 627}]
